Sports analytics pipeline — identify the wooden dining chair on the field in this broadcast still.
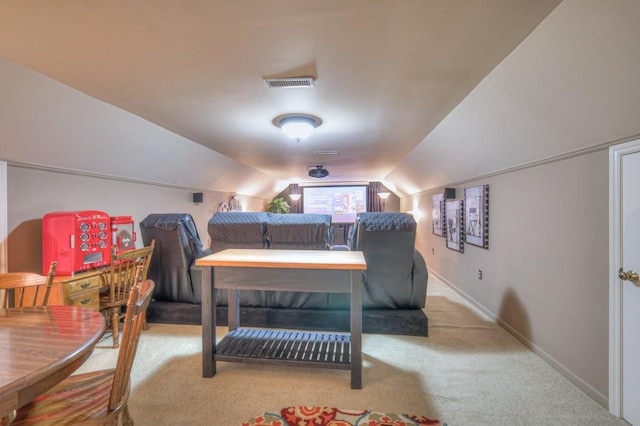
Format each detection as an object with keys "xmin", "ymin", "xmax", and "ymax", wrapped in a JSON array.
[
  {"xmin": 11, "ymin": 272, "xmax": 155, "ymax": 426},
  {"xmin": 0, "ymin": 261, "xmax": 57, "ymax": 308},
  {"xmin": 100, "ymin": 240, "xmax": 155, "ymax": 348}
]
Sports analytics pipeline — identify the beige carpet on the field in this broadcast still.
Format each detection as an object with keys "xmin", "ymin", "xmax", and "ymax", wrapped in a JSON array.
[{"xmin": 78, "ymin": 276, "xmax": 625, "ymax": 425}]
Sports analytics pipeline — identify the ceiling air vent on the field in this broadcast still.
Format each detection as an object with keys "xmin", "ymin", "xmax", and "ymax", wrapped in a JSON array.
[
  {"xmin": 264, "ymin": 77, "xmax": 315, "ymax": 89},
  {"xmin": 308, "ymin": 165, "xmax": 329, "ymax": 179}
]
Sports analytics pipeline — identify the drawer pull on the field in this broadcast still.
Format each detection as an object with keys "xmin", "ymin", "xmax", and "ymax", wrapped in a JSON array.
[
  {"xmin": 81, "ymin": 282, "xmax": 91, "ymax": 289},
  {"xmin": 80, "ymin": 298, "xmax": 91, "ymax": 305}
]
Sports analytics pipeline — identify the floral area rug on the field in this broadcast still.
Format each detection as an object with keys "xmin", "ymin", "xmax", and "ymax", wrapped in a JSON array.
[{"xmin": 241, "ymin": 406, "xmax": 444, "ymax": 426}]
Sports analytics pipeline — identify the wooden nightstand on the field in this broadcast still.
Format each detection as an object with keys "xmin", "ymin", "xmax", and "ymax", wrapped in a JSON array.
[{"xmin": 50, "ymin": 270, "xmax": 106, "ymax": 311}]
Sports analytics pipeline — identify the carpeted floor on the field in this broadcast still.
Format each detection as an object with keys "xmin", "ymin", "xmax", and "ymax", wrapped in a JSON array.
[
  {"xmin": 78, "ymin": 275, "xmax": 627, "ymax": 425},
  {"xmin": 242, "ymin": 406, "xmax": 444, "ymax": 426}
]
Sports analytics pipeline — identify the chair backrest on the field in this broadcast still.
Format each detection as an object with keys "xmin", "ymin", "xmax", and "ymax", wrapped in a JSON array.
[
  {"xmin": 107, "ymin": 241, "xmax": 155, "ymax": 303},
  {"xmin": 108, "ymin": 271, "xmax": 155, "ymax": 412},
  {"xmin": 0, "ymin": 261, "xmax": 57, "ymax": 308},
  {"xmin": 264, "ymin": 213, "xmax": 332, "ymax": 249},
  {"xmin": 348, "ymin": 212, "xmax": 418, "ymax": 308},
  {"xmin": 207, "ymin": 212, "xmax": 269, "ymax": 252}
]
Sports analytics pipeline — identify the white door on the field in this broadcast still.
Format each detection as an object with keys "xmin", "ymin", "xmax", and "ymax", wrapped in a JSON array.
[{"xmin": 610, "ymin": 139, "xmax": 640, "ymax": 424}]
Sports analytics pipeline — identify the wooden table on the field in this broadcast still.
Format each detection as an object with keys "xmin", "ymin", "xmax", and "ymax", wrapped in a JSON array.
[
  {"xmin": 195, "ymin": 249, "xmax": 367, "ymax": 389},
  {"xmin": 0, "ymin": 305, "xmax": 106, "ymax": 422}
]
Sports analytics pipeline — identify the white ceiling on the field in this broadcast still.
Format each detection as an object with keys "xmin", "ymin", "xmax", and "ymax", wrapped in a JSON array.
[{"xmin": 0, "ymin": 1, "xmax": 561, "ymax": 185}]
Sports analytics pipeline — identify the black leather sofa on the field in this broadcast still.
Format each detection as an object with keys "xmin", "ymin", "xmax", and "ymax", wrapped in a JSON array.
[{"xmin": 143, "ymin": 211, "xmax": 429, "ymax": 336}]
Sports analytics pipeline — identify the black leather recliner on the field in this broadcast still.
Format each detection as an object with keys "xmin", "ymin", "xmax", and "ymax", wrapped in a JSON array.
[
  {"xmin": 337, "ymin": 212, "xmax": 428, "ymax": 309},
  {"xmin": 207, "ymin": 212, "xmax": 333, "ymax": 308},
  {"xmin": 139, "ymin": 213, "xmax": 211, "ymax": 304}
]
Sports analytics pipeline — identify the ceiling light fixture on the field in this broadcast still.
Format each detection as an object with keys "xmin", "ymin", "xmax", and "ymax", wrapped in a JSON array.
[{"xmin": 273, "ymin": 114, "xmax": 322, "ymax": 143}]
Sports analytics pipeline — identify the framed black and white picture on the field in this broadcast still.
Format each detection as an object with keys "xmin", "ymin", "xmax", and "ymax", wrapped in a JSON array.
[
  {"xmin": 432, "ymin": 193, "xmax": 445, "ymax": 237},
  {"xmin": 445, "ymin": 199, "xmax": 464, "ymax": 252},
  {"xmin": 464, "ymin": 185, "xmax": 489, "ymax": 249}
]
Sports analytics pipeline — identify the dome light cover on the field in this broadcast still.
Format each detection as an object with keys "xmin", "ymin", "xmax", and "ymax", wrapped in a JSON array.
[{"xmin": 273, "ymin": 114, "xmax": 322, "ymax": 142}]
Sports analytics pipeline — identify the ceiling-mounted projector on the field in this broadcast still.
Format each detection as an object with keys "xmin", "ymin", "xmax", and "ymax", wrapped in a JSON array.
[{"xmin": 308, "ymin": 165, "xmax": 329, "ymax": 178}]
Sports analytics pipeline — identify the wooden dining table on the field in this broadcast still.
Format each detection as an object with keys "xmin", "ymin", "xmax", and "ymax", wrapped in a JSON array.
[{"xmin": 0, "ymin": 305, "xmax": 106, "ymax": 424}]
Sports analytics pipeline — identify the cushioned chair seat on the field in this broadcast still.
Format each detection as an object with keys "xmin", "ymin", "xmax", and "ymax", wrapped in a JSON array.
[{"xmin": 12, "ymin": 370, "xmax": 115, "ymax": 425}]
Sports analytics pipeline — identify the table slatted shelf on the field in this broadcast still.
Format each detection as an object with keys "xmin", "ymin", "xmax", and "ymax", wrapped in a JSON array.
[{"xmin": 216, "ymin": 328, "xmax": 351, "ymax": 369}]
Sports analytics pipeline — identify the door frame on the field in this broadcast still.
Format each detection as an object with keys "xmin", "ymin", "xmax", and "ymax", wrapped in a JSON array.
[
  {"xmin": 0, "ymin": 161, "xmax": 7, "ymax": 273},
  {"xmin": 609, "ymin": 138, "xmax": 640, "ymax": 416}
]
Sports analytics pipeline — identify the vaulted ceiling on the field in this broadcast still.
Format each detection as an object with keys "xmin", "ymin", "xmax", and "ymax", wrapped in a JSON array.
[{"xmin": 0, "ymin": 1, "xmax": 561, "ymax": 186}]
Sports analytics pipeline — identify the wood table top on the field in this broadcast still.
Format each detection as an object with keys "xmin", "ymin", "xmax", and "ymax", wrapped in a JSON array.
[
  {"xmin": 195, "ymin": 249, "xmax": 367, "ymax": 270},
  {"xmin": 0, "ymin": 305, "xmax": 106, "ymax": 418}
]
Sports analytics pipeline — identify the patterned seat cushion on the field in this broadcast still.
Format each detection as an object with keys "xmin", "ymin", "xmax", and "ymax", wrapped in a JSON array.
[{"xmin": 12, "ymin": 369, "xmax": 115, "ymax": 425}]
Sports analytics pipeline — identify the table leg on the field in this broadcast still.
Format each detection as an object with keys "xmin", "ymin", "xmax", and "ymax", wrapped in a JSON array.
[
  {"xmin": 200, "ymin": 266, "xmax": 216, "ymax": 377},
  {"xmin": 228, "ymin": 289, "xmax": 240, "ymax": 331},
  {"xmin": 350, "ymin": 269, "xmax": 362, "ymax": 389}
]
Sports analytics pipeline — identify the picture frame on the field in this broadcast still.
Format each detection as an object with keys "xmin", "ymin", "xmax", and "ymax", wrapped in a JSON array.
[
  {"xmin": 445, "ymin": 199, "xmax": 464, "ymax": 252},
  {"xmin": 464, "ymin": 184, "xmax": 489, "ymax": 249},
  {"xmin": 432, "ymin": 193, "xmax": 445, "ymax": 237}
]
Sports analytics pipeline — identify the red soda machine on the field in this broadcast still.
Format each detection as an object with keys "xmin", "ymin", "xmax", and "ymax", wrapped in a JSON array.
[{"xmin": 42, "ymin": 210, "xmax": 112, "ymax": 275}]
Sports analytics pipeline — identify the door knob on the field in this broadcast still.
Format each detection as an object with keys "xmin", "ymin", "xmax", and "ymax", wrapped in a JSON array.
[{"xmin": 618, "ymin": 268, "xmax": 639, "ymax": 282}]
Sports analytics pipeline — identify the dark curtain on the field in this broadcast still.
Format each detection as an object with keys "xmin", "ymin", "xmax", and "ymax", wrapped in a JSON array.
[{"xmin": 367, "ymin": 182, "xmax": 383, "ymax": 212}]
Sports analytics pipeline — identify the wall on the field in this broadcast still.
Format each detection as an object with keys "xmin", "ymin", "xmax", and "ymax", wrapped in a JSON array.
[
  {"xmin": 403, "ymin": 148, "xmax": 609, "ymax": 404},
  {"xmin": 394, "ymin": 0, "xmax": 640, "ymax": 407},
  {"xmin": 0, "ymin": 56, "xmax": 283, "ymax": 198},
  {"xmin": 7, "ymin": 165, "xmax": 266, "ymax": 273},
  {"xmin": 388, "ymin": 0, "xmax": 640, "ymax": 196},
  {"xmin": 0, "ymin": 51, "xmax": 275, "ymax": 274}
]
